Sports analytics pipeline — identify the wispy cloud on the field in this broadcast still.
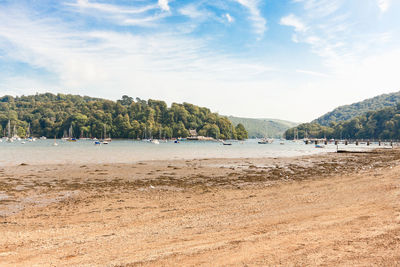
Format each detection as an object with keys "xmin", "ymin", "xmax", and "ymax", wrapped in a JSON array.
[
  {"xmin": 179, "ymin": 3, "xmax": 209, "ymax": 19},
  {"xmin": 225, "ymin": 13, "xmax": 234, "ymax": 23},
  {"xmin": 64, "ymin": 0, "xmax": 169, "ymax": 26},
  {"xmin": 1, "ymin": 0, "xmax": 399, "ymax": 122},
  {"xmin": 282, "ymin": 1, "xmax": 364, "ymax": 65},
  {"xmin": 296, "ymin": 69, "xmax": 329, "ymax": 77},
  {"xmin": 0, "ymin": 5, "xmax": 275, "ymax": 94},
  {"xmin": 65, "ymin": 0, "xmax": 158, "ymax": 14},
  {"xmin": 236, "ymin": 0, "xmax": 266, "ymax": 37},
  {"xmin": 280, "ymin": 14, "xmax": 307, "ymax": 32},
  {"xmin": 377, "ymin": 0, "xmax": 391, "ymax": 13},
  {"xmin": 280, "ymin": 0, "xmax": 400, "ymax": 120},
  {"xmin": 292, "ymin": 0, "xmax": 343, "ymax": 18}
]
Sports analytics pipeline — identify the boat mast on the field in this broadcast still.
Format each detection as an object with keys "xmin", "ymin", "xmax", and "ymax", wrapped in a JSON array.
[
  {"xmin": 69, "ymin": 125, "xmax": 73, "ymax": 138},
  {"xmin": 7, "ymin": 120, "xmax": 11, "ymax": 138}
]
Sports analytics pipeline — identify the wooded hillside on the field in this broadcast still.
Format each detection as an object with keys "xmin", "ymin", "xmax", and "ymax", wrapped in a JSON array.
[{"xmin": 0, "ymin": 93, "xmax": 248, "ymax": 140}]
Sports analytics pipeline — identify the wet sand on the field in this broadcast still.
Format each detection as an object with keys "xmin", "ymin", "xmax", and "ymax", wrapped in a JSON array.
[{"xmin": 0, "ymin": 149, "xmax": 400, "ymax": 266}]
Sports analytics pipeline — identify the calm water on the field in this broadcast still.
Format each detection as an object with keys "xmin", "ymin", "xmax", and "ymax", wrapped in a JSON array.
[{"xmin": 0, "ymin": 139, "xmax": 379, "ymax": 166}]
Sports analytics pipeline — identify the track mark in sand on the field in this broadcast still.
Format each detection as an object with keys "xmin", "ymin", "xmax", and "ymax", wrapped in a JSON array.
[{"xmin": 357, "ymin": 215, "xmax": 372, "ymax": 220}]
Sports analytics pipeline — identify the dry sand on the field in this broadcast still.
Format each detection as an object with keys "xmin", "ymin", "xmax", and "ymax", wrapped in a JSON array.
[{"xmin": 0, "ymin": 149, "xmax": 400, "ymax": 266}]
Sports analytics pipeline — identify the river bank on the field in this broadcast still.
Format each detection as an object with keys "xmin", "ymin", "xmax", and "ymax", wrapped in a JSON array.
[{"xmin": 1, "ymin": 149, "xmax": 400, "ymax": 265}]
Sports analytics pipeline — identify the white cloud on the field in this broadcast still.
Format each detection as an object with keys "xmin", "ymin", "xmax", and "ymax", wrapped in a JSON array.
[
  {"xmin": 292, "ymin": 0, "xmax": 343, "ymax": 18},
  {"xmin": 1, "ymin": 0, "xmax": 399, "ymax": 122},
  {"xmin": 225, "ymin": 13, "xmax": 234, "ymax": 23},
  {"xmin": 296, "ymin": 69, "xmax": 329, "ymax": 77},
  {"xmin": 64, "ymin": 0, "xmax": 168, "ymax": 26},
  {"xmin": 158, "ymin": 0, "xmax": 170, "ymax": 12},
  {"xmin": 236, "ymin": 0, "xmax": 266, "ymax": 37},
  {"xmin": 0, "ymin": 6, "xmax": 280, "ymax": 119},
  {"xmin": 377, "ymin": 0, "xmax": 391, "ymax": 13},
  {"xmin": 280, "ymin": 14, "xmax": 307, "ymax": 32},
  {"xmin": 179, "ymin": 4, "xmax": 206, "ymax": 19},
  {"xmin": 65, "ymin": 0, "xmax": 158, "ymax": 14}
]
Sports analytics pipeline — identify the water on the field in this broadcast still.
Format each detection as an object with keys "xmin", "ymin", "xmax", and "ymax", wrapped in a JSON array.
[{"xmin": 0, "ymin": 139, "xmax": 379, "ymax": 166}]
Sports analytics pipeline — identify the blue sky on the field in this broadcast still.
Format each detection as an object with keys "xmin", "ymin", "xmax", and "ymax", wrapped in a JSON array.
[{"xmin": 0, "ymin": 0, "xmax": 399, "ymax": 122}]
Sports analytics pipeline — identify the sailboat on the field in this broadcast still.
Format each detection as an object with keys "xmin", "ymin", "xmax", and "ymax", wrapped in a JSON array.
[
  {"xmin": 101, "ymin": 124, "xmax": 111, "ymax": 144},
  {"xmin": 26, "ymin": 123, "xmax": 34, "ymax": 142},
  {"xmin": 6, "ymin": 120, "xmax": 13, "ymax": 142},
  {"xmin": 53, "ymin": 135, "xmax": 58, "ymax": 146},
  {"xmin": 151, "ymin": 127, "xmax": 161, "ymax": 144},
  {"xmin": 151, "ymin": 139, "xmax": 160, "ymax": 144},
  {"xmin": 12, "ymin": 124, "xmax": 21, "ymax": 141},
  {"xmin": 258, "ymin": 123, "xmax": 273, "ymax": 144},
  {"xmin": 67, "ymin": 125, "xmax": 77, "ymax": 142},
  {"xmin": 142, "ymin": 126, "xmax": 151, "ymax": 142}
]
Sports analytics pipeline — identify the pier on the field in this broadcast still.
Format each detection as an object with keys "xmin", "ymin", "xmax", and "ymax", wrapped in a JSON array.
[{"xmin": 302, "ymin": 138, "xmax": 399, "ymax": 147}]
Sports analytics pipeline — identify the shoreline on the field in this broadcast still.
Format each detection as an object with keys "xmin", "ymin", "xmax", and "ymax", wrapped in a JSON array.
[{"xmin": 1, "ymin": 149, "xmax": 400, "ymax": 265}]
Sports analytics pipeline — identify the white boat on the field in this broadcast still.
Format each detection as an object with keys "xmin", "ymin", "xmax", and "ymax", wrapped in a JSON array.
[
  {"xmin": 259, "ymin": 124, "xmax": 274, "ymax": 144},
  {"xmin": 101, "ymin": 124, "xmax": 111, "ymax": 143},
  {"xmin": 151, "ymin": 139, "xmax": 160, "ymax": 145},
  {"xmin": 53, "ymin": 136, "xmax": 58, "ymax": 146},
  {"xmin": 66, "ymin": 126, "xmax": 77, "ymax": 142},
  {"xmin": 6, "ymin": 121, "xmax": 14, "ymax": 143},
  {"xmin": 258, "ymin": 138, "xmax": 273, "ymax": 144}
]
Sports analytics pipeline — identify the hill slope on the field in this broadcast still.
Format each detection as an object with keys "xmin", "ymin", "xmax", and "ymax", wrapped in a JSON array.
[
  {"xmin": 286, "ymin": 103, "xmax": 400, "ymax": 140},
  {"xmin": 228, "ymin": 116, "xmax": 298, "ymax": 138},
  {"xmin": 0, "ymin": 93, "xmax": 247, "ymax": 140},
  {"xmin": 313, "ymin": 90, "xmax": 400, "ymax": 126}
]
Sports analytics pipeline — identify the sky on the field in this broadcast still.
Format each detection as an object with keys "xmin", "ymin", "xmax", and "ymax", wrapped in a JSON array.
[{"xmin": 0, "ymin": 0, "xmax": 399, "ymax": 122}]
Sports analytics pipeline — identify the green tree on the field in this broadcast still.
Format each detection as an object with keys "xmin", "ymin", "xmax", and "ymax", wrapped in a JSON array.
[
  {"xmin": 0, "ymin": 93, "xmax": 245, "ymax": 140},
  {"xmin": 235, "ymin": 123, "xmax": 248, "ymax": 140}
]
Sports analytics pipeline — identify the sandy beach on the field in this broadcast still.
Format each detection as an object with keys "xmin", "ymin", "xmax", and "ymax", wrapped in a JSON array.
[{"xmin": 1, "ymin": 149, "xmax": 400, "ymax": 266}]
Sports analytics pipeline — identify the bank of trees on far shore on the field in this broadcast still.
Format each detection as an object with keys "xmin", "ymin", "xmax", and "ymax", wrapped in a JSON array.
[
  {"xmin": 0, "ymin": 93, "xmax": 248, "ymax": 140},
  {"xmin": 285, "ymin": 104, "xmax": 400, "ymax": 140}
]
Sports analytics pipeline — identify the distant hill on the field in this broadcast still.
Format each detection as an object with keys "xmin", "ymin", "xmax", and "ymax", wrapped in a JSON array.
[
  {"xmin": 313, "ymin": 90, "xmax": 400, "ymax": 126},
  {"xmin": 228, "ymin": 116, "xmax": 298, "ymax": 138},
  {"xmin": 285, "ymin": 103, "xmax": 400, "ymax": 140}
]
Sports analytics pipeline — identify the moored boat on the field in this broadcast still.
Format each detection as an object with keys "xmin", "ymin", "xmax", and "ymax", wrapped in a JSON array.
[{"xmin": 258, "ymin": 138, "xmax": 273, "ymax": 144}]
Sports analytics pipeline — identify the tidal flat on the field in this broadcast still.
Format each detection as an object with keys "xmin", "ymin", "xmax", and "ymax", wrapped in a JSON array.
[{"xmin": 1, "ymin": 149, "xmax": 400, "ymax": 266}]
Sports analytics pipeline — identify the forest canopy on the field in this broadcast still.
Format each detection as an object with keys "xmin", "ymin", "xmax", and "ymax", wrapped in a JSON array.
[
  {"xmin": 285, "ymin": 103, "xmax": 400, "ymax": 140},
  {"xmin": 312, "ymin": 91, "xmax": 400, "ymax": 126},
  {"xmin": 0, "ymin": 93, "xmax": 248, "ymax": 140}
]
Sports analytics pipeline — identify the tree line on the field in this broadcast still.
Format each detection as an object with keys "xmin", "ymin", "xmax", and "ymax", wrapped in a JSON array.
[
  {"xmin": 0, "ymin": 93, "xmax": 248, "ymax": 140},
  {"xmin": 312, "ymin": 91, "xmax": 400, "ymax": 126},
  {"xmin": 285, "ymin": 103, "xmax": 400, "ymax": 140}
]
